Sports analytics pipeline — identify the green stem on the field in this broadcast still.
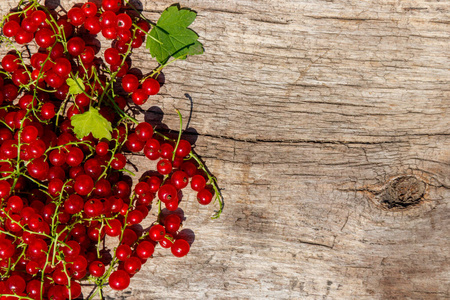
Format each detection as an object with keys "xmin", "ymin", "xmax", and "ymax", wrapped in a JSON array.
[{"xmin": 172, "ymin": 109, "xmax": 183, "ymax": 161}]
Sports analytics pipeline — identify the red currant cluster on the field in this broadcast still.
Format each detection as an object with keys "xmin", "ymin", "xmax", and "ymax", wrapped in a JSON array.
[{"xmin": 0, "ymin": 0, "xmax": 221, "ymax": 299}]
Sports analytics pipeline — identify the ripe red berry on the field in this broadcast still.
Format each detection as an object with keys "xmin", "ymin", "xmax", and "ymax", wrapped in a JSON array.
[
  {"xmin": 160, "ymin": 143, "xmax": 174, "ymax": 159},
  {"xmin": 149, "ymin": 224, "xmax": 166, "ymax": 242},
  {"xmin": 102, "ymin": 0, "xmax": 122, "ymax": 13},
  {"xmin": 142, "ymin": 78, "xmax": 160, "ymax": 95},
  {"xmin": 131, "ymin": 89, "xmax": 148, "ymax": 105},
  {"xmin": 136, "ymin": 241, "xmax": 155, "ymax": 259},
  {"xmin": 82, "ymin": 2, "xmax": 98, "ymax": 17},
  {"xmin": 104, "ymin": 48, "xmax": 121, "ymax": 65},
  {"xmin": 159, "ymin": 233, "xmax": 174, "ymax": 248},
  {"xmin": 122, "ymin": 74, "xmax": 139, "ymax": 93},
  {"xmin": 67, "ymin": 37, "xmax": 86, "ymax": 56},
  {"xmin": 89, "ymin": 261, "xmax": 106, "ymax": 277},
  {"xmin": 197, "ymin": 188, "xmax": 213, "ymax": 205},
  {"xmin": 158, "ymin": 183, "xmax": 177, "ymax": 203},
  {"xmin": 111, "ymin": 153, "xmax": 127, "ymax": 170},
  {"xmin": 116, "ymin": 244, "xmax": 131, "ymax": 261},
  {"xmin": 171, "ymin": 170, "xmax": 189, "ymax": 190},
  {"xmin": 105, "ymin": 219, "xmax": 122, "ymax": 237},
  {"xmin": 74, "ymin": 174, "xmax": 94, "ymax": 196},
  {"xmin": 35, "ymin": 28, "xmax": 56, "ymax": 48},
  {"xmin": 3, "ymin": 20, "xmax": 20, "ymax": 37},
  {"xmin": 164, "ymin": 214, "xmax": 181, "ymax": 233},
  {"xmin": 157, "ymin": 159, "xmax": 172, "ymax": 175},
  {"xmin": 175, "ymin": 140, "xmax": 192, "ymax": 158},
  {"xmin": 144, "ymin": 139, "xmax": 161, "ymax": 160},
  {"xmin": 84, "ymin": 16, "xmax": 102, "ymax": 34},
  {"xmin": 171, "ymin": 239, "xmax": 190, "ymax": 257},
  {"xmin": 124, "ymin": 256, "xmax": 142, "ymax": 275},
  {"xmin": 191, "ymin": 174, "xmax": 206, "ymax": 191},
  {"xmin": 68, "ymin": 7, "xmax": 86, "ymax": 26},
  {"xmin": 109, "ymin": 270, "xmax": 130, "ymax": 290},
  {"xmin": 126, "ymin": 133, "xmax": 145, "ymax": 152},
  {"xmin": 102, "ymin": 26, "xmax": 117, "ymax": 39}
]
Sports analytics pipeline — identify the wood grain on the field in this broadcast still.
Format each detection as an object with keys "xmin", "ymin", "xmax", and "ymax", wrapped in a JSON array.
[{"xmin": 1, "ymin": 0, "xmax": 449, "ymax": 299}]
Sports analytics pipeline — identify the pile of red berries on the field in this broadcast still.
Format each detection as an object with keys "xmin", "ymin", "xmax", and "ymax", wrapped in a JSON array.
[{"xmin": 0, "ymin": 0, "xmax": 221, "ymax": 299}]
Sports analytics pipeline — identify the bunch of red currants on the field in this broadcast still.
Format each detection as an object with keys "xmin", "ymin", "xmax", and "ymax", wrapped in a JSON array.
[{"xmin": 0, "ymin": 0, "xmax": 221, "ymax": 299}]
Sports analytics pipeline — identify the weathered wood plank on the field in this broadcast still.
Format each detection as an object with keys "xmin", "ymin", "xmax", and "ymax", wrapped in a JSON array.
[{"xmin": 1, "ymin": 0, "xmax": 449, "ymax": 299}]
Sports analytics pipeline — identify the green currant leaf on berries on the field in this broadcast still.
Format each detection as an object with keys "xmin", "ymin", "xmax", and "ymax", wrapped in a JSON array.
[
  {"xmin": 66, "ymin": 77, "xmax": 85, "ymax": 95},
  {"xmin": 71, "ymin": 107, "xmax": 112, "ymax": 140},
  {"xmin": 146, "ymin": 5, "xmax": 204, "ymax": 65}
]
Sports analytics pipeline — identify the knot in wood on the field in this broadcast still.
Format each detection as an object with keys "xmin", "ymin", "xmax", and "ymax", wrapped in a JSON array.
[{"xmin": 382, "ymin": 176, "xmax": 426, "ymax": 209}]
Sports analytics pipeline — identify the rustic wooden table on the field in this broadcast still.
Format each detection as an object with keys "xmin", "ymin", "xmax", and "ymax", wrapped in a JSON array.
[{"xmin": 1, "ymin": 0, "xmax": 449, "ymax": 299}]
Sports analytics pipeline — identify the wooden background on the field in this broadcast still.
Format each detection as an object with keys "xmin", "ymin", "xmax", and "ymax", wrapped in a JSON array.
[{"xmin": 2, "ymin": 0, "xmax": 450, "ymax": 299}]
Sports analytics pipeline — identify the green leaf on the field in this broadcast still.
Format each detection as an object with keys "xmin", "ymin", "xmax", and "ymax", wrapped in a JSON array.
[
  {"xmin": 71, "ymin": 107, "xmax": 112, "ymax": 140},
  {"xmin": 66, "ymin": 77, "xmax": 85, "ymax": 95},
  {"xmin": 146, "ymin": 5, "xmax": 204, "ymax": 65}
]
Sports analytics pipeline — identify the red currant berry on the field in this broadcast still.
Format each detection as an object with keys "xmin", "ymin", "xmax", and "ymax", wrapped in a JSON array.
[
  {"xmin": 197, "ymin": 188, "xmax": 213, "ymax": 205},
  {"xmin": 64, "ymin": 194, "xmax": 84, "ymax": 214},
  {"xmin": 40, "ymin": 102, "xmax": 56, "ymax": 120},
  {"xmin": 102, "ymin": 26, "xmax": 117, "ymax": 39},
  {"xmin": 7, "ymin": 274, "xmax": 26, "ymax": 294},
  {"xmin": 149, "ymin": 224, "xmax": 166, "ymax": 242},
  {"xmin": 66, "ymin": 147, "xmax": 84, "ymax": 166},
  {"xmin": 89, "ymin": 261, "xmax": 106, "ymax": 277},
  {"xmin": 84, "ymin": 16, "xmax": 102, "ymax": 34},
  {"xmin": 126, "ymin": 133, "xmax": 145, "ymax": 152},
  {"xmin": 175, "ymin": 140, "xmax": 192, "ymax": 158},
  {"xmin": 159, "ymin": 234, "xmax": 174, "ymax": 248},
  {"xmin": 124, "ymin": 256, "xmax": 141, "ymax": 275},
  {"xmin": 131, "ymin": 89, "xmax": 148, "ymax": 105},
  {"xmin": 15, "ymin": 28, "xmax": 34, "ymax": 44},
  {"xmin": 111, "ymin": 153, "xmax": 127, "ymax": 170},
  {"xmin": 121, "ymin": 74, "xmax": 139, "ymax": 93},
  {"xmin": 115, "ymin": 244, "xmax": 131, "ymax": 261},
  {"xmin": 82, "ymin": 2, "xmax": 98, "ymax": 17},
  {"xmin": 142, "ymin": 78, "xmax": 160, "ymax": 95},
  {"xmin": 136, "ymin": 20, "xmax": 150, "ymax": 36},
  {"xmin": 136, "ymin": 241, "xmax": 155, "ymax": 259},
  {"xmin": 160, "ymin": 143, "xmax": 174, "ymax": 159},
  {"xmin": 164, "ymin": 214, "xmax": 181, "ymax": 233},
  {"xmin": 2, "ymin": 54, "xmax": 19, "ymax": 72},
  {"xmin": 109, "ymin": 270, "xmax": 130, "ymax": 290},
  {"xmin": 158, "ymin": 183, "xmax": 177, "ymax": 203},
  {"xmin": 147, "ymin": 176, "xmax": 162, "ymax": 193},
  {"xmin": 74, "ymin": 174, "xmax": 94, "ymax": 196},
  {"xmin": 171, "ymin": 239, "xmax": 190, "ymax": 257},
  {"xmin": 53, "ymin": 57, "xmax": 72, "ymax": 78},
  {"xmin": 62, "ymin": 240, "xmax": 81, "ymax": 258},
  {"xmin": 105, "ymin": 219, "xmax": 122, "ymax": 237},
  {"xmin": 135, "ymin": 122, "xmax": 153, "ymax": 142},
  {"xmin": 35, "ymin": 28, "xmax": 56, "ymax": 48},
  {"xmin": 144, "ymin": 139, "xmax": 161, "ymax": 160},
  {"xmin": 3, "ymin": 20, "xmax": 20, "ymax": 37},
  {"xmin": 127, "ymin": 210, "xmax": 143, "ymax": 225},
  {"xmin": 157, "ymin": 159, "xmax": 172, "ymax": 175},
  {"xmin": 191, "ymin": 174, "xmax": 207, "ymax": 191},
  {"xmin": 104, "ymin": 47, "xmax": 121, "ymax": 65},
  {"xmin": 102, "ymin": 0, "xmax": 122, "ymax": 13},
  {"xmin": 67, "ymin": 37, "xmax": 86, "ymax": 56},
  {"xmin": 171, "ymin": 170, "xmax": 189, "ymax": 190},
  {"xmin": 68, "ymin": 7, "xmax": 86, "ymax": 26},
  {"xmin": 116, "ymin": 13, "xmax": 132, "ymax": 29}
]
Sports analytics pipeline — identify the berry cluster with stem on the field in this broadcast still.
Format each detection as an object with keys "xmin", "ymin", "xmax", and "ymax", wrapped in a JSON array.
[{"xmin": 0, "ymin": 0, "xmax": 222, "ymax": 299}]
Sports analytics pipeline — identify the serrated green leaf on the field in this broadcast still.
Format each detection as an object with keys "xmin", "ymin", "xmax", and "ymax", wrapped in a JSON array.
[
  {"xmin": 66, "ymin": 77, "xmax": 85, "ymax": 95},
  {"xmin": 146, "ymin": 5, "xmax": 204, "ymax": 64},
  {"xmin": 71, "ymin": 108, "xmax": 112, "ymax": 140}
]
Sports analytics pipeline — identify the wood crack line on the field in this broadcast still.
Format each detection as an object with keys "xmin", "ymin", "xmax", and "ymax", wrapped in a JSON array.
[
  {"xmin": 199, "ymin": 133, "xmax": 405, "ymax": 145},
  {"xmin": 298, "ymin": 239, "xmax": 335, "ymax": 249}
]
